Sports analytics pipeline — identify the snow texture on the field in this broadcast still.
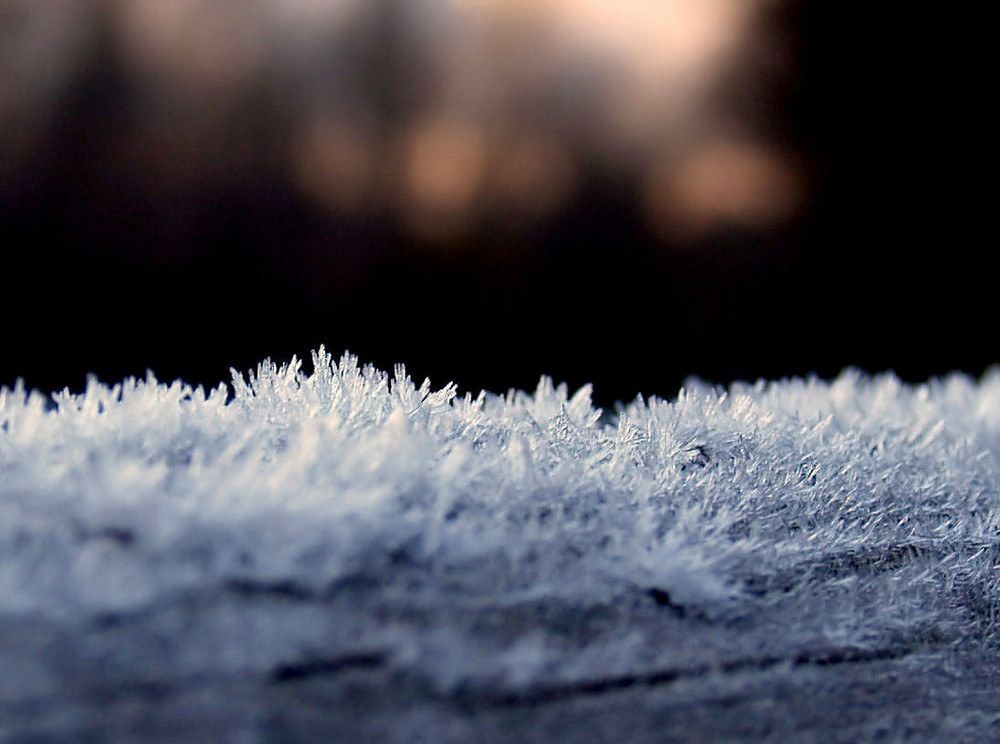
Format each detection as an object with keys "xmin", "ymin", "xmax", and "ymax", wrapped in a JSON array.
[{"xmin": 1, "ymin": 348, "xmax": 999, "ymax": 742}]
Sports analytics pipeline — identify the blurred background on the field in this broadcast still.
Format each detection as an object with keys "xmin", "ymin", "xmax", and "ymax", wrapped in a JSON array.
[{"xmin": 1, "ymin": 0, "xmax": 991, "ymax": 407}]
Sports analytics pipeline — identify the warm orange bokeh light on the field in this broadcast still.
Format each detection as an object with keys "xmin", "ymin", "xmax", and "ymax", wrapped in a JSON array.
[
  {"xmin": 644, "ymin": 141, "xmax": 803, "ymax": 240},
  {"xmin": 399, "ymin": 117, "xmax": 488, "ymax": 240}
]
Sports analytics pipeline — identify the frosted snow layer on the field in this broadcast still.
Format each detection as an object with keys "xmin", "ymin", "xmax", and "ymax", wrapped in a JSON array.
[{"xmin": 2, "ymin": 349, "xmax": 999, "ymax": 741}]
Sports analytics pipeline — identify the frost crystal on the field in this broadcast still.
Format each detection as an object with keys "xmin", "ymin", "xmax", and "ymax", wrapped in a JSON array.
[{"xmin": 1, "ymin": 349, "xmax": 999, "ymax": 740}]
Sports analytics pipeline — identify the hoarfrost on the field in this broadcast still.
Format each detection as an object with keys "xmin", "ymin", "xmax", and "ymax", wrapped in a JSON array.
[{"xmin": 1, "ymin": 349, "xmax": 999, "ymax": 739}]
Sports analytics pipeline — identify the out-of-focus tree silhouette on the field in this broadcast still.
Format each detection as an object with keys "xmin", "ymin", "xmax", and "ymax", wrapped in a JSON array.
[{"xmin": 0, "ymin": 1, "xmax": 990, "ymax": 405}]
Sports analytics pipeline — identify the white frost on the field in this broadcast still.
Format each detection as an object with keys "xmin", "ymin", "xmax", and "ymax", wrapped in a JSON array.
[{"xmin": 1, "ymin": 349, "xmax": 999, "ymax": 690}]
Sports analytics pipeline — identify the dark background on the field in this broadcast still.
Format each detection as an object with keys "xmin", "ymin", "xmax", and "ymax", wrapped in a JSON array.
[{"xmin": 1, "ymin": 2, "xmax": 990, "ymax": 409}]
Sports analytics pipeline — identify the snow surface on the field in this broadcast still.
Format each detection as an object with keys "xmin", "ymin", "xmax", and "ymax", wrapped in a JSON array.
[{"xmin": 2, "ymin": 348, "xmax": 999, "ymax": 740}]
